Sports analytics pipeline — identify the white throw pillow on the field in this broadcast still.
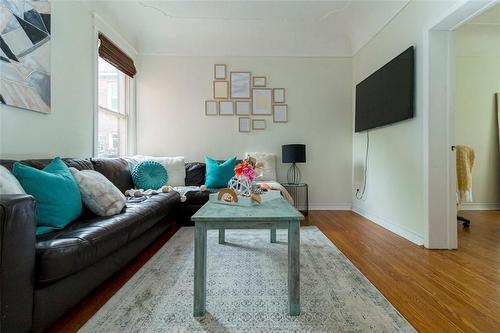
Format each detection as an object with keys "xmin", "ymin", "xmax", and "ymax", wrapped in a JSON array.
[
  {"xmin": 126, "ymin": 155, "xmax": 186, "ymax": 186},
  {"xmin": 69, "ymin": 168, "xmax": 126, "ymax": 216},
  {"xmin": 0, "ymin": 165, "xmax": 26, "ymax": 194},
  {"xmin": 245, "ymin": 152, "xmax": 277, "ymax": 181}
]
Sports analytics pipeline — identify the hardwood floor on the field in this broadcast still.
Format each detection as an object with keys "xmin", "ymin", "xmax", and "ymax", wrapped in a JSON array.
[
  {"xmin": 48, "ymin": 211, "xmax": 500, "ymax": 333},
  {"xmin": 306, "ymin": 210, "xmax": 500, "ymax": 333}
]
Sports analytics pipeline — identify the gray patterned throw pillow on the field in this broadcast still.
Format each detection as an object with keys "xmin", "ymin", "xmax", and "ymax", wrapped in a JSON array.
[{"xmin": 69, "ymin": 167, "xmax": 126, "ymax": 216}]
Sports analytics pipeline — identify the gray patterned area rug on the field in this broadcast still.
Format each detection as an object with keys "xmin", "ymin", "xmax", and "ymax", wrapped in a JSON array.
[{"xmin": 80, "ymin": 227, "xmax": 414, "ymax": 333}]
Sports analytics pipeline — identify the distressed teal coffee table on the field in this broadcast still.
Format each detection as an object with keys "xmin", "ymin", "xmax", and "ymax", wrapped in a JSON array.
[{"xmin": 191, "ymin": 197, "xmax": 304, "ymax": 317}]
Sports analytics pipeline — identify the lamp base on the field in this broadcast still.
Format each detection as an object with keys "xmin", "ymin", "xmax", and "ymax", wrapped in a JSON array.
[{"xmin": 287, "ymin": 163, "xmax": 302, "ymax": 185}]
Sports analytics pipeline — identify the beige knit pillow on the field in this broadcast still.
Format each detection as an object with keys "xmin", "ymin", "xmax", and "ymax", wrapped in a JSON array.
[{"xmin": 69, "ymin": 168, "xmax": 126, "ymax": 216}]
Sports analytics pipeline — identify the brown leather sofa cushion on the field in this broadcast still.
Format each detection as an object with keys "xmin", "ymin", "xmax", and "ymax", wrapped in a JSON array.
[
  {"xmin": 35, "ymin": 192, "xmax": 179, "ymax": 284},
  {"xmin": 0, "ymin": 159, "xmax": 17, "ymax": 171},
  {"xmin": 91, "ymin": 158, "xmax": 133, "ymax": 193},
  {"xmin": 0, "ymin": 158, "xmax": 93, "ymax": 172},
  {"xmin": 185, "ymin": 162, "xmax": 206, "ymax": 186},
  {"xmin": 183, "ymin": 188, "xmax": 213, "ymax": 204}
]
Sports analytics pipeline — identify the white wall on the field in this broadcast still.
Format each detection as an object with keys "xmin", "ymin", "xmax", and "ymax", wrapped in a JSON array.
[
  {"xmin": 454, "ymin": 23, "xmax": 500, "ymax": 209},
  {"xmin": 0, "ymin": 1, "xmax": 95, "ymax": 159},
  {"xmin": 0, "ymin": 1, "xmax": 137, "ymax": 160},
  {"xmin": 351, "ymin": 1, "xmax": 455, "ymax": 245},
  {"xmin": 136, "ymin": 56, "xmax": 353, "ymax": 209}
]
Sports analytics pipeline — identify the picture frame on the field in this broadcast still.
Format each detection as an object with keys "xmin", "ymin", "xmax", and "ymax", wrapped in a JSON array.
[
  {"xmin": 252, "ymin": 88, "xmax": 272, "ymax": 115},
  {"xmin": 235, "ymin": 100, "xmax": 251, "ymax": 115},
  {"xmin": 213, "ymin": 81, "xmax": 229, "ymax": 99},
  {"xmin": 205, "ymin": 100, "xmax": 218, "ymax": 116},
  {"xmin": 273, "ymin": 88, "xmax": 285, "ymax": 104},
  {"xmin": 239, "ymin": 117, "xmax": 251, "ymax": 132},
  {"xmin": 253, "ymin": 76, "xmax": 266, "ymax": 87},
  {"xmin": 252, "ymin": 119, "xmax": 266, "ymax": 130},
  {"xmin": 273, "ymin": 104, "xmax": 288, "ymax": 123},
  {"xmin": 230, "ymin": 72, "xmax": 251, "ymax": 99},
  {"xmin": 219, "ymin": 100, "xmax": 234, "ymax": 115},
  {"xmin": 214, "ymin": 64, "xmax": 226, "ymax": 80}
]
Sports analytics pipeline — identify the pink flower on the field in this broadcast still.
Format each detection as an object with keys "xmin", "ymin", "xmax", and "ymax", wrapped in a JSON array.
[{"xmin": 241, "ymin": 165, "xmax": 256, "ymax": 182}]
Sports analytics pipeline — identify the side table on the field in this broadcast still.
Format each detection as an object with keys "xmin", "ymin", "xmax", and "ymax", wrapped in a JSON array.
[{"xmin": 282, "ymin": 183, "xmax": 308, "ymax": 216}]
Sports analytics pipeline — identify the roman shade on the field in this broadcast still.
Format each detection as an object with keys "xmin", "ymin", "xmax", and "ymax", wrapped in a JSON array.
[{"xmin": 98, "ymin": 33, "xmax": 136, "ymax": 78}]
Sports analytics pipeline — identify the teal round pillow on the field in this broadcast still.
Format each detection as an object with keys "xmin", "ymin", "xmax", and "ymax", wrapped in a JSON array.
[{"xmin": 132, "ymin": 160, "xmax": 168, "ymax": 190}]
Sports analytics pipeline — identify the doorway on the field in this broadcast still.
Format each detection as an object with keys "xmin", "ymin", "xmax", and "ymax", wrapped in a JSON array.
[
  {"xmin": 424, "ymin": 0, "xmax": 498, "ymax": 249},
  {"xmin": 453, "ymin": 4, "xmax": 500, "ymax": 237}
]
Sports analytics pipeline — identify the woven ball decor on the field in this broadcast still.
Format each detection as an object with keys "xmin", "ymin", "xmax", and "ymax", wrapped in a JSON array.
[{"xmin": 132, "ymin": 160, "xmax": 168, "ymax": 190}]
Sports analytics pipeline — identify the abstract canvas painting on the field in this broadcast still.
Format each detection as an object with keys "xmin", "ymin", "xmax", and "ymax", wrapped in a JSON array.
[{"xmin": 0, "ymin": 0, "xmax": 51, "ymax": 113}]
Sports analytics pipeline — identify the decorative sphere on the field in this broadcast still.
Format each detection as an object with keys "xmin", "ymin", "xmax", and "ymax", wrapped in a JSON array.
[{"xmin": 228, "ymin": 176, "xmax": 252, "ymax": 196}]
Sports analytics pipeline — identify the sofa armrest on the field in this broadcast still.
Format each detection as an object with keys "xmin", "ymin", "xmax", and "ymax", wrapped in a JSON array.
[{"xmin": 0, "ymin": 194, "xmax": 36, "ymax": 333}]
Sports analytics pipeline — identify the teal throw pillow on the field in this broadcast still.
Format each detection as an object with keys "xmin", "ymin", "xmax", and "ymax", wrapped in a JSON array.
[
  {"xmin": 132, "ymin": 160, "xmax": 168, "ymax": 190},
  {"xmin": 12, "ymin": 157, "xmax": 82, "ymax": 235},
  {"xmin": 205, "ymin": 156, "xmax": 236, "ymax": 188}
]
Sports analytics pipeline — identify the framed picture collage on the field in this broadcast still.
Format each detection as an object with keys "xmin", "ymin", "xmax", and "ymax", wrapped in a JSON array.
[{"xmin": 205, "ymin": 64, "xmax": 288, "ymax": 133}]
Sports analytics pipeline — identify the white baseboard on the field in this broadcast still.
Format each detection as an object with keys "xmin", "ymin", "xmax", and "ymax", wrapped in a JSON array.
[
  {"xmin": 352, "ymin": 206, "xmax": 424, "ymax": 246},
  {"xmin": 309, "ymin": 204, "xmax": 352, "ymax": 211},
  {"xmin": 460, "ymin": 203, "xmax": 500, "ymax": 211}
]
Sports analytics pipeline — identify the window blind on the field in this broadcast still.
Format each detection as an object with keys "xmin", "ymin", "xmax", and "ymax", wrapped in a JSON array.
[{"xmin": 98, "ymin": 33, "xmax": 136, "ymax": 78}]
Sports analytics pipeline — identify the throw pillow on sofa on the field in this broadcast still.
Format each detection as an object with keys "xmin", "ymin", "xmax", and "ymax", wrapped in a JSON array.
[
  {"xmin": 69, "ymin": 168, "xmax": 126, "ymax": 216},
  {"xmin": 205, "ymin": 156, "xmax": 236, "ymax": 188},
  {"xmin": 0, "ymin": 165, "xmax": 26, "ymax": 194},
  {"xmin": 12, "ymin": 157, "xmax": 82, "ymax": 235},
  {"xmin": 132, "ymin": 160, "xmax": 168, "ymax": 190},
  {"xmin": 125, "ymin": 155, "xmax": 186, "ymax": 186},
  {"xmin": 245, "ymin": 152, "xmax": 277, "ymax": 181}
]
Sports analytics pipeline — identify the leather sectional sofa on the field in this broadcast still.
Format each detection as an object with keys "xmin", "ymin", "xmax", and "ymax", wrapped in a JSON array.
[{"xmin": 0, "ymin": 158, "xmax": 211, "ymax": 332}]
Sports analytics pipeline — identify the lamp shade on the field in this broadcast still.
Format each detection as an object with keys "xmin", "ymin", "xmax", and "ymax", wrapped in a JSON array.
[{"xmin": 282, "ymin": 144, "xmax": 306, "ymax": 163}]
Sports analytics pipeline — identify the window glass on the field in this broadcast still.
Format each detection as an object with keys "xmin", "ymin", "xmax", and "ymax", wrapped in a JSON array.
[{"xmin": 97, "ymin": 57, "xmax": 129, "ymax": 157}]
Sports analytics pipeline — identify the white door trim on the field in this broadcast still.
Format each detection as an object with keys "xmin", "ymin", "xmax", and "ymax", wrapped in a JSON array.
[{"xmin": 423, "ymin": 0, "xmax": 498, "ymax": 249}]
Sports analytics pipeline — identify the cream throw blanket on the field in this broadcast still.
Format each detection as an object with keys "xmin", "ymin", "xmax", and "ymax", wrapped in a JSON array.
[
  {"xmin": 456, "ymin": 145, "xmax": 475, "ymax": 204},
  {"xmin": 256, "ymin": 181, "xmax": 294, "ymax": 205}
]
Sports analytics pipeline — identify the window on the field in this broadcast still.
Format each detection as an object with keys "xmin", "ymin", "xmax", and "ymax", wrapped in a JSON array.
[
  {"xmin": 96, "ymin": 33, "xmax": 136, "ymax": 158},
  {"xmin": 97, "ymin": 57, "xmax": 129, "ymax": 157}
]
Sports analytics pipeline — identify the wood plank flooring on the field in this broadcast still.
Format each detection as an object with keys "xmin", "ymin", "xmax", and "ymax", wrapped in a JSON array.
[
  {"xmin": 305, "ymin": 210, "xmax": 500, "ymax": 333},
  {"xmin": 48, "ymin": 210, "xmax": 500, "ymax": 333}
]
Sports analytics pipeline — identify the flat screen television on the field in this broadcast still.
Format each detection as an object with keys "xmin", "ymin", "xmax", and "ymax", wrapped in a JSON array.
[{"xmin": 355, "ymin": 46, "xmax": 415, "ymax": 133}]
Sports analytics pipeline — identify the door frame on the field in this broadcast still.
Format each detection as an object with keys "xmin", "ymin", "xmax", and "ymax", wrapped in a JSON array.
[{"xmin": 423, "ymin": 0, "xmax": 498, "ymax": 249}]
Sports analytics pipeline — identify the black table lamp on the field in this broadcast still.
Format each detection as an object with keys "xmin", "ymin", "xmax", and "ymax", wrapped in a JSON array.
[{"xmin": 282, "ymin": 144, "xmax": 306, "ymax": 185}]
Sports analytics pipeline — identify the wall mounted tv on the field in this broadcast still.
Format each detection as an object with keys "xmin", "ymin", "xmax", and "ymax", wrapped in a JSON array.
[{"xmin": 355, "ymin": 46, "xmax": 415, "ymax": 133}]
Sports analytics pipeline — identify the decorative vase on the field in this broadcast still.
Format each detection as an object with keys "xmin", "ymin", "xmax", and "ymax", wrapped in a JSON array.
[{"xmin": 228, "ymin": 176, "xmax": 253, "ymax": 197}]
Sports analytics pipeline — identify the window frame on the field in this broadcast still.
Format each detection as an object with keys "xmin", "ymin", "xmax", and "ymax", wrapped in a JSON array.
[
  {"xmin": 92, "ymin": 24, "xmax": 137, "ymax": 158},
  {"xmin": 96, "ymin": 56, "xmax": 132, "ymax": 158}
]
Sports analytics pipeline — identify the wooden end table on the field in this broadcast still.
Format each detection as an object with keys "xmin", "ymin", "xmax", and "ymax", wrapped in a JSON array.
[{"xmin": 191, "ymin": 197, "xmax": 304, "ymax": 317}]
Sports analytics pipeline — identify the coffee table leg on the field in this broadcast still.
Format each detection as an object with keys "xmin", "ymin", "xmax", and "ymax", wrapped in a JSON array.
[
  {"xmin": 219, "ymin": 228, "xmax": 225, "ymax": 244},
  {"xmin": 288, "ymin": 220, "xmax": 300, "ymax": 316},
  {"xmin": 194, "ymin": 222, "xmax": 207, "ymax": 317},
  {"xmin": 270, "ymin": 225, "xmax": 277, "ymax": 243}
]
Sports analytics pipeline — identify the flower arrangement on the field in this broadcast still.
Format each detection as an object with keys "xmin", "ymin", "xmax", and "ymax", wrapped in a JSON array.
[
  {"xmin": 228, "ymin": 156, "xmax": 265, "ymax": 197},
  {"xmin": 222, "ymin": 156, "xmax": 266, "ymax": 203},
  {"xmin": 234, "ymin": 156, "xmax": 257, "ymax": 182}
]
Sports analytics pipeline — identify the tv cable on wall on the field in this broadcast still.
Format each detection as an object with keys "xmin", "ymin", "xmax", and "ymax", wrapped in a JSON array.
[{"xmin": 355, "ymin": 131, "xmax": 369, "ymax": 200}]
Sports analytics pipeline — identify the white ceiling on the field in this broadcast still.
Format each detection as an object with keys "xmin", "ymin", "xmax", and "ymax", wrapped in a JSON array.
[{"xmin": 88, "ymin": 1, "xmax": 409, "ymax": 56}]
